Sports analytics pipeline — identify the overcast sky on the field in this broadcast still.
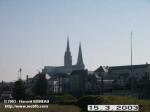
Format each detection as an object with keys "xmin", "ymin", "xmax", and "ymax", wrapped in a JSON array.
[{"xmin": 0, "ymin": 0, "xmax": 150, "ymax": 81}]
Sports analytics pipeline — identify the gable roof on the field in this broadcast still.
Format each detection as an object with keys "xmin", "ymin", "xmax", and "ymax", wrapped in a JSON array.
[{"xmin": 95, "ymin": 66, "xmax": 109, "ymax": 73}]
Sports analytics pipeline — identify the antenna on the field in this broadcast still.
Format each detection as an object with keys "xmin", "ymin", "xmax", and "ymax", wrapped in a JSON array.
[
  {"xmin": 130, "ymin": 31, "xmax": 133, "ymax": 72},
  {"xmin": 18, "ymin": 68, "xmax": 22, "ymax": 80}
]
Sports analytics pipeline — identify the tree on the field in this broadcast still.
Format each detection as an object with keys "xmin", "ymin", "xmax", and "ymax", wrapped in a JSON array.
[
  {"xmin": 32, "ymin": 72, "xmax": 48, "ymax": 97},
  {"xmin": 138, "ymin": 73, "xmax": 150, "ymax": 99},
  {"xmin": 12, "ymin": 79, "xmax": 26, "ymax": 100}
]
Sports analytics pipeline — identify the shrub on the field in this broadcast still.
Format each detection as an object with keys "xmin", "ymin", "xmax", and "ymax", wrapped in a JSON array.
[
  {"xmin": 53, "ymin": 93, "xmax": 77, "ymax": 105},
  {"xmin": 77, "ymin": 95, "xmax": 107, "ymax": 112}
]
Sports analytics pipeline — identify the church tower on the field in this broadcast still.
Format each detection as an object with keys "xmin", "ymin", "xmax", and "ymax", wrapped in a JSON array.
[
  {"xmin": 64, "ymin": 37, "xmax": 72, "ymax": 67},
  {"xmin": 76, "ymin": 43, "xmax": 85, "ymax": 69}
]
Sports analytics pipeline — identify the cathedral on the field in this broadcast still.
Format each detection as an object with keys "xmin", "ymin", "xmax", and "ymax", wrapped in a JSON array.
[{"xmin": 42, "ymin": 38, "xmax": 85, "ymax": 75}]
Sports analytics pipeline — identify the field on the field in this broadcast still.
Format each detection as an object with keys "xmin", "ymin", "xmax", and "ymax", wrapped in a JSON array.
[
  {"xmin": 78, "ymin": 95, "xmax": 150, "ymax": 112},
  {"xmin": 1, "ymin": 95, "xmax": 150, "ymax": 112}
]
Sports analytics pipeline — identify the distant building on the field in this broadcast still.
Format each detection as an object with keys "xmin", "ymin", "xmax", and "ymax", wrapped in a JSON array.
[
  {"xmin": 95, "ymin": 64, "xmax": 150, "ymax": 79},
  {"xmin": 32, "ymin": 38, "xmax": 85, "ymax": 93},
  {"xmin": 42, "ymin": 38, "xmax": 85, "ymax": 75},
  {"xmin": 0, "ymin": 81, "xmax": 13, "ymax": 101},
  {"xmin": 94, "ymin": 63, "xmax": 150, "ymax": 89},
  {"xmin": 0, "ymin": 91, "xmax": 12, "ymax": 100},
  {"xmin": 69, "ymin": 70, "xmax": 88, "ymax": 93},
  {"xmin": 31, "ymin": 38, "xmax": 150, "ymax": 95},
  {"xmin": 48, "ymin": 73, "xmax": 70, "ymax": 93}
]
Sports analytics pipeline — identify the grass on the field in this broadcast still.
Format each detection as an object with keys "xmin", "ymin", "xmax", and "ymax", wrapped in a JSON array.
[
  {"xmin": 1, "ymin": 95, "xmax": 150, "ymax": 112},
  {"xmin": 102, "ymin": 96, "xmax": 150, "ymax": 112},
  {"xmin": 78, "ymin": 95, "xmax": 150, "ymax": 112}
]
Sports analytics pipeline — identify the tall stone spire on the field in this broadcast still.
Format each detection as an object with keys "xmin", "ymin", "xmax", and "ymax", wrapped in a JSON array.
[
  {"xmin": 64, "ymin": 37, "xmax": 72, "ymax": 67},
  {"xmin": 66, "ymin": 36, "xmax": 70, "ymax": 52},
  {"xmin": 76, "ymin": 42, "xmax": 85, "ymax": 69}
]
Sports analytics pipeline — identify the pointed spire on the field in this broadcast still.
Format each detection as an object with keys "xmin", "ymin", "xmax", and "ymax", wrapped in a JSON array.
[
  {"xmin": 79, "ymin": 42, "xmax": 82, "ymax": 56},
  {"xmin": 66, "ymin": 36, "xmax": 70, "ymax": 52},
  {"xmin": 64, "ymin": 36, "xmax": 72, "ymax": 67},
  {"xmin": 77, "ymin": 42, "xmax": 84, "ymax": 68}
]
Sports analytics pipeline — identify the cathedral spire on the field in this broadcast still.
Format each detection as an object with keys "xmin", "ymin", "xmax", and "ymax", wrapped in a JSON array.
[
  {"xmin": 76, "ymin": 42, "xmax": 85, "ymax": 69},
  {"xmin": 64, "ymin": 37, "xmax": 72, "ymax": 67},
  {"xmin": 66, "ymin": 36, "xmax": 70, "ymax": 52}
]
